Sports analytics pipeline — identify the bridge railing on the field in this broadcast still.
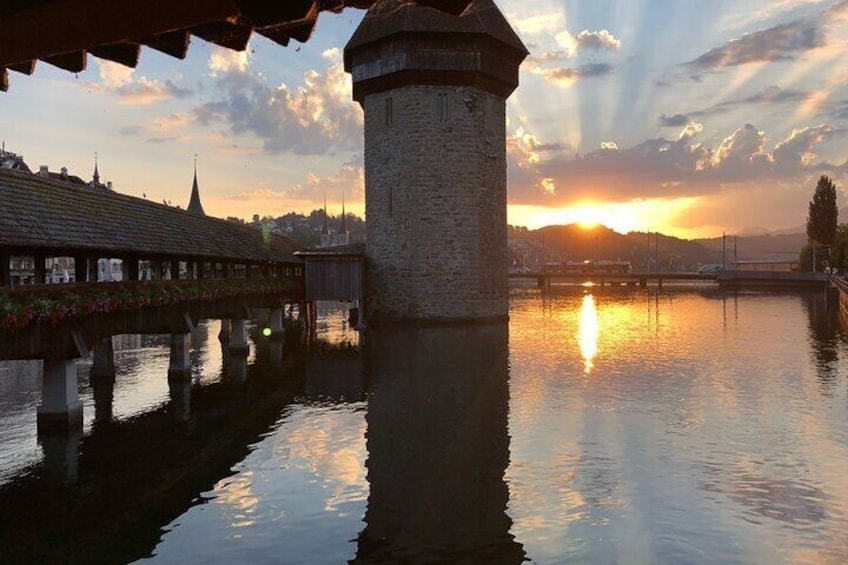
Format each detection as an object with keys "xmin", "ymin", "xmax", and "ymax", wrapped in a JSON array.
[{"xmin": 0, "ymin": 277, "xmax": 304, "ymax": 331}]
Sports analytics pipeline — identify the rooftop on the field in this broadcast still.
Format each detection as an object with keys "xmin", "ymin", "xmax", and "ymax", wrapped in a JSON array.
[{"xmin": 0, "ymin": 167, "xmax": 302, "ymax": 263}]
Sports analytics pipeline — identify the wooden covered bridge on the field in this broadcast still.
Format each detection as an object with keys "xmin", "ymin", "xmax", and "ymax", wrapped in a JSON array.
[{"xmin": 0, "ymin": 164, "xmax": 310, "ymax": 433}]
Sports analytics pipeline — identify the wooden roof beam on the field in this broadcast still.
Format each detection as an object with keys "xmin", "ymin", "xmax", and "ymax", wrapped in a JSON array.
[
  {"xmin": 0, "ymin": 0, "xmax": 241, "ymax": 67},
  {"xmin": 8, "ymin": 60, "xmax": 36, "ymax": 75},
  {"xmin": 192, "ymin": 21, "xmax": 253, "ymax": 51},
  {"xmin": 89, "ymin": 42, "xmax": 140, "ymax": 68},
  {"xmin": 257, "ymin": 16, "xmax": 318, "ymax": 47},
  {"xmin": 234, "ymin": 0, "xmax": 314, "ymax": 27},
  {"xmin": 141, "ymin": 30, "xmax": 191, "ymax": 60},
  {"xmin": 0, "ymin": 69, "xmax": 8, "ymax": 92},
  {"xmin": 43, "ymin": 50, "xmax": 86, "ymax": 73}
]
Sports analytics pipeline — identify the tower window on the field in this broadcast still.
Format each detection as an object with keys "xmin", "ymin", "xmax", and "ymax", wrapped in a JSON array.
[
  {"xmin": 437, "ymin": 93, "xmax": 448, "ymax": 122},
  {"xmin": 385, "ymin": 97, "xmax": 393, "ymax": 125}
]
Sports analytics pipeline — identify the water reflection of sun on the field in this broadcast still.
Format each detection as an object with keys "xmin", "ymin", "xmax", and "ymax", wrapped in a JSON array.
[{"xmin": 578, "ymin": 294, "xmax": 599, "ymax": 374}]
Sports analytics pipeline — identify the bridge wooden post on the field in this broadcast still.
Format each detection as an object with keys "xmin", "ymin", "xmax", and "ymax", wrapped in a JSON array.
[
  {"xmin": 34, "ymin": 252, "xmax": 46, "ymax": 284},
  {"xmin": 639, "ymin": 277, "xmax": 647, "ymax": 289},
  {"xmin": 127, "ymin": 256, "xmax": 140, "ymax": 281},
  {"xmin": 0, "ymin": 249, "xmax": 10, "ymax": 287},
  {"xmin": 37, "ymin": 358, "xmax": 83, "ymax": 434},
  {"xmin": 170, "ymin": 259, "xmax": 180, "ymax": 281},
  {"xmin": 74, "ymin": 255, "xmax": 86, "ymax": 283},
  {"xmin": 88, "ymin": 255, "xmax": 99, "ymax": 282}
]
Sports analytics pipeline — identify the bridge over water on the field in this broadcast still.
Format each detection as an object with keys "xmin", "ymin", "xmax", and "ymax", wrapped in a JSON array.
[{"xmin": 0, "ymin": 166, "xmax": 309, "ymax": 434}]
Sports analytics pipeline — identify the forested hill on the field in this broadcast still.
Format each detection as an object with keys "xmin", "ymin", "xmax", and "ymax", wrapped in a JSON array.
[{"xmin": 508, "ymin": 224, "xmax": 806, "ymax": 271}]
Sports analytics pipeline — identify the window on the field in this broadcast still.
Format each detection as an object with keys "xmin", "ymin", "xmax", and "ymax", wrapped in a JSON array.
[
  {"xmin": 385, "ymin": 97, "xmax": 393, "ymax": 125},
  {"xmin": 437, "ymin": 92, "xmax": 448, "ymax": 122}
]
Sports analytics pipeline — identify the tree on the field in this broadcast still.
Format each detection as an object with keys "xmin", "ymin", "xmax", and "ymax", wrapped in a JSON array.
[{"xmin": 806, "ymin": 175, "xmax": 838, "ymax": 246}]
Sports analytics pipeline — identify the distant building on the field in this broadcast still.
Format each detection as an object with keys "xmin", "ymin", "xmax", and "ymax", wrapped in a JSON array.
[
  {"xmin": 0, "ymin": 145, "xmax": 30, "ymax": 172},
  {"xmin": 736, "ymin": 260, "xmax": 797, "ymax": 272},
  {"xmin": 318, "ymin": 195, "xmax": 350, "ymax": 248}
]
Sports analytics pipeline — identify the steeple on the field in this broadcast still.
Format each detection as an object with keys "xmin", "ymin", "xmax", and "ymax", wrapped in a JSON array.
[
  {"xmin": 338, "ymin": 193, "xmax": 350, "ymax": 246},
  {"xmin": 322, "ymin": 193, "xmax": 330, "ymax": 235},
  {"xmin": 187, "ymin": 155, "xmax": 206, "ymax": 216},
  {"xmin": 92, "ymin": 152, "xmax": 100, "ymax": 185},
  {"xmin": 320, "ymin": 193, "xmax": 331, "ymax": 247}
]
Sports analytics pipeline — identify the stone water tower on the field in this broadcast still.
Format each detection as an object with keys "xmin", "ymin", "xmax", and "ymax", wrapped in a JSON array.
[{"xmin": 344, "ymin": 0, "xmax": 527, "ymax": 323}]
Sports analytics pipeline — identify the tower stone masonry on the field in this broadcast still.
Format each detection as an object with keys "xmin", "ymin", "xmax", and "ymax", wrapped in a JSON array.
[{"xmin": 345, "ymin": 0, "xmax": 527, "ymax": 323}]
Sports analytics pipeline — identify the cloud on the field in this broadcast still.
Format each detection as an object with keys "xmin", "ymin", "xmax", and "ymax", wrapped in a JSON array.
[
  {"xmin": 509, "ymin": 12, "xmax": 565, "ymax": 36},
  {"xmin": 693, "ymin": 86, "xmax": 815, "ymax": 118},
  {"xmin": 506, "ymin": 121, "xmax": 845, "ymax": 206},
  {"xmin": 660, "ymin": 86, "xmax": 817, "ymax": 125},
  {"xmin": 659, "ymin": 114, "xmax": 690, "ymax": 127},
  {"xmin": 95, "ymin": 59, "xmax": 134, "ymax": 88},
  {"xmin": 208, "ymin": 47, "xmax": 249, "ymax": 73},
  {"xmin": 223, "ymin": 156, "xmax": 364, "ymax": 204},
  {"xmin": 575, "ymin": 30, "xmax": 622, "ymax": 52},
  {"xmin": 194, "ymin": 48, "xmax": 363, "ymax": 156},
  {"xmin": 526, "ymin": 62, "xmax": 614, "ymax": 86},
  {"xmin": 116, "ymin": 78, "xmax": 193, "ymax": 105},
  {"xmin": 686, "ymin": 8, "xmax": 833, "ymax": 75}
]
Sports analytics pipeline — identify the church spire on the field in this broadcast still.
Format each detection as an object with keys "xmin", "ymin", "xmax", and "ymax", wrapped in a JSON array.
[
  {"xmin": 92, "ymin": 152, "xmax": 100, "ymax": 185},
  {"xmin": 187, "ymin": 155, "xmax": 206, "ymax": 216},
  {"xmin": 321, "ymin": 192, "xmax": 330, "ymax": 235},
  {"xmin": 339, "ymin": 193, "xmax": 348, "ymax": 235}
]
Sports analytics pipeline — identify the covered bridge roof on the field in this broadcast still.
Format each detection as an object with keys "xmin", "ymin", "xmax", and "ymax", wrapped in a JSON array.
[
  {"xmin": 0, "ymin": 167, "xmax": 302, "ymax": 263},
  {"xmin": 0, "ymin": 0, "xmax": 474, "ymax": 92}
]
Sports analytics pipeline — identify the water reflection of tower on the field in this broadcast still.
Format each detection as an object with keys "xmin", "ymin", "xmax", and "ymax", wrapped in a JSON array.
[{"xmin": 354, "ymin": 325, "xmax": 524, "ymax": 564}]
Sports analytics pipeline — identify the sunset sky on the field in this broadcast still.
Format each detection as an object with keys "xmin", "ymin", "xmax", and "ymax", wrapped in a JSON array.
[{"xmin": 3, "ymin": 0, "xmax": 848, "ymax": 238}]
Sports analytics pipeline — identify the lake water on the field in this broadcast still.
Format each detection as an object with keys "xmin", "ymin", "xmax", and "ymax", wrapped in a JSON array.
[{"xmin": 2, "ymin": 287, "xmax": 848, "ymax": 564}]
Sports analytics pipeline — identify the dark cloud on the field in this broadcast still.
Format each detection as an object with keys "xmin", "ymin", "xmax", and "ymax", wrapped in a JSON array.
[
  {"xmin": 658, "ymin": 114, "xmax": 689, "ymax": 127},
  {"xmin": 686, "ymin": 20, "xmax": 826, "ymax": 74},
  {"xmin": 660, "ymin": 86, "xmax": 815, "ymax": 125},
  {"xmin": 116, "ymin": 79, "xmax": 193, "ymax": 104},
  {"xmin": 118, "ymin": 125, "xmax": 142, "ymax": 136}
]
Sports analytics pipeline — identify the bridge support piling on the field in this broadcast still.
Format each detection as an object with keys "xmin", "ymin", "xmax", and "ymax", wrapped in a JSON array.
[
  {"xmin": 269, "ymin": 308, "xmax": 284, "ymax": 340},
  {"xmin": 40, "ymin": 428, "xmax": 82, "ymax": 483},
  {"xmin": 37, "ymin": 358, "xmax": 83, "ymax": 434},
  {"xmin": 218, "ymin": 319, "xmax": 231, "ymax": 342},
  {"xmin": 229, "ymin": 319, "xmax": 250, "ymax": 356},
  {"xmin": 90, "ymin": 337, "xmax": 116, "ymax": 379},
  {"xmin": 168, "ymin": 378, "xmax": 191, "ymax": 422},
  {"xmin": 230, "ymin": 355, "xmax": 248, "ymax": 383},
  {"xmin": 639, "ymin": 277, "xmax": 647, "ymax": 289},
  {"xmin": 167, "ymin": 333, "xmax": 192, "ymax": 380},
  {"xmin": 658, "ymin": 278, "xmax": 663, "ymax": 290}
]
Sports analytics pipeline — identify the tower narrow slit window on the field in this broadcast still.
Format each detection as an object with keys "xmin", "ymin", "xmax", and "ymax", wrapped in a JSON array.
[{"xmin": 437, "ymin": 92, "xmax": 448, "ymax": 122}]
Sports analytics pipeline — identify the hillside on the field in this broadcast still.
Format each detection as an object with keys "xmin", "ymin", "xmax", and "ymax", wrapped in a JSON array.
[{"xmin": 508, "ymin": 224, "xmax": 805, "ymax": 271}]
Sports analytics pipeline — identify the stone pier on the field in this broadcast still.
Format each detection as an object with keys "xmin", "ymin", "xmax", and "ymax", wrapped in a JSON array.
[
  {"xmin": 167, "ymin": 333, "xmax": 192, "ymax": 380},
  {"xmin": 37, "ymin": 358, "xmax": 83, "ymax": 434},
  {"xmin": 229, "ymin": 319, "xmax": 250, "ymax": 356}
]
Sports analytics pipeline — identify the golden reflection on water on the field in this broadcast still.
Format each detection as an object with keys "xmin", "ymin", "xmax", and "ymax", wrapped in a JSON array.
[{"xmin": 578, "ymin": 294, "xmax": 598, "ymax": 374}]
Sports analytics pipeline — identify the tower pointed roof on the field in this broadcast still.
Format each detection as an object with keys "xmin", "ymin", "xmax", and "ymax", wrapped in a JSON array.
[
  {"xmin": 322, "ymin": 193, "xmax": 330, "ymax": 235},
  {"xmin": 187, "ymin": 156, "xmax": 206, "ymax": 216},
  {"xmin": 92, "ymin": 152, "xmax": 100, "ymax": 185},
  {"xmin": 340, "ymin": 194, "xmax": 348, "ymax": 234}
]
